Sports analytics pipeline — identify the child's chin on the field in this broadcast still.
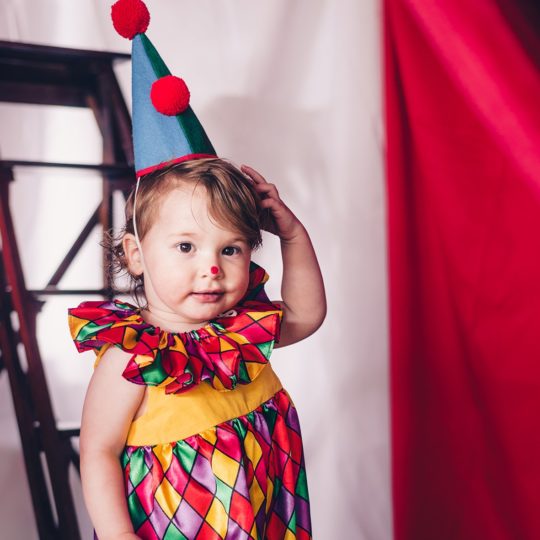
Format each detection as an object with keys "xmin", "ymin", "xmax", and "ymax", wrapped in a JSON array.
[{"xmin": 191, "ymin": 305, "xmax": 226, "ymax": 321}]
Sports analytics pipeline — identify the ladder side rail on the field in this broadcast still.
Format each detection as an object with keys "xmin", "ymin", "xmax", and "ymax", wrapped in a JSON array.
[
  {"xmin": 106, "ymin": 63, "xmax": 134, "ymax": 166},
  {"xmin": 85, "ymin": 65, "xmax": 114, "ymax": 289}
]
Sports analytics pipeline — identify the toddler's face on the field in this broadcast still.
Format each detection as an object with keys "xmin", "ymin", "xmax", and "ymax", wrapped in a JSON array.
[{"xmin": 138, "ymin": 183, "xmax": 251, "ymax": 331}]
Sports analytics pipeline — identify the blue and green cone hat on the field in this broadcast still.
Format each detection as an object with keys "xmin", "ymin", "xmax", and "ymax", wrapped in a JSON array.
[{"xmin": 111, "ymin": 0, "xmax": 217, "ymax": 177}]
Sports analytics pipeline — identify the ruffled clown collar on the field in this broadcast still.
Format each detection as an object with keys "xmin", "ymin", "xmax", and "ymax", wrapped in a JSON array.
[{"xmin": 68, "ymin": 262, "xmax": 282, "ymax": 394}]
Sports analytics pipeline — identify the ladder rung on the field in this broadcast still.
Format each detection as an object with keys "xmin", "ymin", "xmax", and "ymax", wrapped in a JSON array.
[
  {"xmin": 0, "ymin": 39, "xmax": 130, "ymax": 63},
  {"xmin": 57, "ymin": 422, "xmax": 80, "ymax": 439},
  {"xmin": 0, "ymin": 160, "xmax": 133, "ymax": 175},
  {"xmin": 29, "ymin": 288, "xmax": 129, "ymax": 296}
]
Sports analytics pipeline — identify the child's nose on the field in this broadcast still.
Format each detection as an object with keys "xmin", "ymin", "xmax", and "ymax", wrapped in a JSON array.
[{"xmin": 202, "ymin": 264, "xmax": 222, "ymax": 279}]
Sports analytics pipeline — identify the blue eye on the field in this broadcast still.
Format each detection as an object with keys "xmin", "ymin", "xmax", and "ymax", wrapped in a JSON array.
[
  {"xmin": 222, "ymin": 246, "xmax": 240, "ymax": 256},
  {"xmin": 177, "ymin": 242, "xmax": 192, "ymax": 253}
]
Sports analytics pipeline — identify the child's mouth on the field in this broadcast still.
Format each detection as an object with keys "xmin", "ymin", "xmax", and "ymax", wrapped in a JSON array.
[{"xmin": 192, "ymin": 291, "xmax": 224, "ymax": 303}]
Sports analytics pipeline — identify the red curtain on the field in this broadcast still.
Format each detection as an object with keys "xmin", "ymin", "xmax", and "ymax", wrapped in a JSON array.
[{"xmin": 384, "ymin": 1, "xmax": 540, "ymax": 539}]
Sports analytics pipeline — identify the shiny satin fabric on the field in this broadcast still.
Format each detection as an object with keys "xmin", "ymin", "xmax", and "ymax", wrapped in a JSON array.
[
  {"xmin": 127, "ymin": 364, "xmax": 284, "ymax": 445},
  {"xmin": 122, "ymin": 388, "xmax": 311, "ymax": 539}
]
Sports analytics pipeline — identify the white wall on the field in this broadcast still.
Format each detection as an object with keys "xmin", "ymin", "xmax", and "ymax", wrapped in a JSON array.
[{"xmin": 0, "ymin": 1, "xmax": 391, "ymax": 538}]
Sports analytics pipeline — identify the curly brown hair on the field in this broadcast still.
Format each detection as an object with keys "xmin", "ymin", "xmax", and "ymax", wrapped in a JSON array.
[{"xmin": 105, "ymin": 158, "xmax": 265, "ymax": 303}]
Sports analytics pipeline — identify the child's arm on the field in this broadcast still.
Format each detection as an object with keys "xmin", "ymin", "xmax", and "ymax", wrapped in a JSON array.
[
  {"xmin": 242, "ymin": 165, "xmax": 327, "ymax": 347},
  {"xmin": 80, "ymin": 346, "xmax": 145, "ymax": 540}
]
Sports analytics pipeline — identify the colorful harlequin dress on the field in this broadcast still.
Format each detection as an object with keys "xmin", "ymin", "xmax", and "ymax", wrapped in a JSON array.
[{"xmin": 68, "ymin": 264, "xmax": 312, "ymax": 540}]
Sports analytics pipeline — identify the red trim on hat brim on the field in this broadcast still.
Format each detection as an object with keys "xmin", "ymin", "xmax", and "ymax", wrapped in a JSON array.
[{"xmin": 136, "ymin": 153, "xmax": 218, "ymax": 178}]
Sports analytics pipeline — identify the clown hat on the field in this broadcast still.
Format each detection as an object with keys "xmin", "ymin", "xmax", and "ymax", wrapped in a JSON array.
[{"xmin": 111, "ymin": 0, "xmax": 217, "ymax": 177}]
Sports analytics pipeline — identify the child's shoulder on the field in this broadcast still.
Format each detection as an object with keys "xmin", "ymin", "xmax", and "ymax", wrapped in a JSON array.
[
  {"xmin": 92, "ymin": 344, "xmax": 136, "ymax": 376},
  {"xmin": 68, "ymin": 299, "xmax": 142, "ymax": 353}
]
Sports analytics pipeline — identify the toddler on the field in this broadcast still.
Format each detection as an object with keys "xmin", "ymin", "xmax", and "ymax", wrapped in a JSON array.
[{"xmin": 68, "ymin": 2, "xmax": 325, "ymax": 539}]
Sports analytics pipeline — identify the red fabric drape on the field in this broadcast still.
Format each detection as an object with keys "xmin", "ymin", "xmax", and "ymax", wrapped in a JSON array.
[{"xmin": 384, "ymin": 1, "xmax": 540, "ymax": 539}]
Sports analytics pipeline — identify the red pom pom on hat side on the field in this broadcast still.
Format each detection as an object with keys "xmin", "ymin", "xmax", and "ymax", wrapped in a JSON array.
[
  {"xmin": 151, "ymin": 76, "xmax": 191, "ymax": 116},
  {"xmin": 111, "ymin": 0, "xmax": 150, "ymax": 40}
]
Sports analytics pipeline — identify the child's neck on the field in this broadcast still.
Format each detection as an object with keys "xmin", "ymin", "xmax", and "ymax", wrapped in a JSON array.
[{"xmin": 140, "ymin": 307, "xmax": 209, "ymax": 334}]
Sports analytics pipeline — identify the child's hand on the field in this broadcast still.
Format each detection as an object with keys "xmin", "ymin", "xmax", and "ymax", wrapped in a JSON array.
[
  {"xmin": 241, "ymin": 163, "xmax": 326, "ymax": 347},
  {"xmin": 241, "ymin": 164, "xmax": 303, "ymax": 243}
]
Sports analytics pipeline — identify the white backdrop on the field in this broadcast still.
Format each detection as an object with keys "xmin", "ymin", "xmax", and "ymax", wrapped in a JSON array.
[{"xmin": 0, "ymin": 1, "xmax": 391, "ymax": 538}]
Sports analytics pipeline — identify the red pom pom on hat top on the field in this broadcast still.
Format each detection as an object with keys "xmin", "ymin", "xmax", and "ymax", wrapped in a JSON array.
[
  {"xmin": 111, "ymin": 0, "xmax": 150, "ymax": 40},
  {"xmin": 151, "ymin": 75, "xmax": 191, "ymax": 116}
]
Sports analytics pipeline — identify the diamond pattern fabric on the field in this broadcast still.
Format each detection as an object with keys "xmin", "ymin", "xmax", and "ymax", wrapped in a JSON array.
[{"xmin": 122, "ymin": 389, "xmax": 311, "ymax": 539}]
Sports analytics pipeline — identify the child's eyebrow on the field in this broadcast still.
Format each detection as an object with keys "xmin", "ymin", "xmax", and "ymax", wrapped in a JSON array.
[
  {"xmin": 166, "ymin": 233, "xmax": 247, "ymax": 244},
  {"xmin": 167, "ymin": 232, "xmax": 198, "ymax": 238},
  {"xmin": 229, "ymin": 237, "xmax": 248, "ymax": 244}
]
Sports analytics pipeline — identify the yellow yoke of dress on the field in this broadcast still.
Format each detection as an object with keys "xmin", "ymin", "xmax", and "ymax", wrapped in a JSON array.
[{"xmin": 95, "ymin": 344, "xmax": 284, "ymax": 446}]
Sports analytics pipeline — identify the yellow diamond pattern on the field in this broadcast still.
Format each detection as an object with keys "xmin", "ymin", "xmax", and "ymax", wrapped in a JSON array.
[
  {"xmin": 211, "ymin": 448, "xmax": 240, "ymax": 487},
  {"xmin": 154, "ymin": 477, "xmax": 182, "ymax": 519}
]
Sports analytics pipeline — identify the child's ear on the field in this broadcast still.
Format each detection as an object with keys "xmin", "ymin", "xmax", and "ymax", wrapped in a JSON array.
[{"xmin": 122, "ymin": 233, "xmax": 144, "ymax": 276}]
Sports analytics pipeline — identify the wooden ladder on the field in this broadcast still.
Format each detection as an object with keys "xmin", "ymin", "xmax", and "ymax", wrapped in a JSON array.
[{"xmin": 0, "ymin": 40, "xmax": 134, "ymax": 540}]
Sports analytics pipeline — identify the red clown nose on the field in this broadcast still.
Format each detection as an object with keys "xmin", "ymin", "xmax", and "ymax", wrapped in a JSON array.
[{"xmin": 210, "ymin": 266, "xmax": 219, "ymax": 275}]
